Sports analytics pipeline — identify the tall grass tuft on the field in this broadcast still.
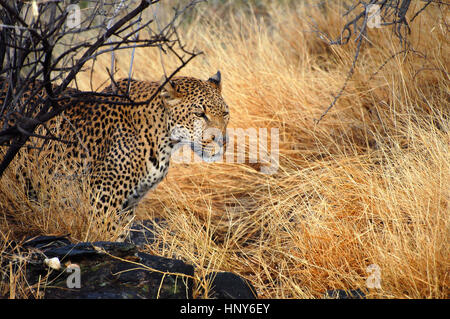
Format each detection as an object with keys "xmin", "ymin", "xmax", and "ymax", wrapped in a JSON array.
[{"xmin": 1, "ymin": 1, "xmax": 448, "ymax": 298}]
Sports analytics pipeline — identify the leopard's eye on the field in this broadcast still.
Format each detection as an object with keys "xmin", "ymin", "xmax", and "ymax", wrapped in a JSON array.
[
  {"xmin": 193, "ymin": 110, "xmax": 209, "ymax": 121},
  {"xmin": 193, "ymin": 111, "xmax": 205, "ymax": 117}
]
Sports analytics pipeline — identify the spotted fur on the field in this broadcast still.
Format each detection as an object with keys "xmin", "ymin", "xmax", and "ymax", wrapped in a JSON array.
[{"xmin": 1, "ymin": 72, "xmax": 229, "ymax": 239}]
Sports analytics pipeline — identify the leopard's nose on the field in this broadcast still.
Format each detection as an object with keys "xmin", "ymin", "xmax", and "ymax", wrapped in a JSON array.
[
  {"xmin": 204, "ymin": 128, "xmax": 226, "ymax": 146},
  {"xmin": 207, "ymin": 132, "xmax": 218, "ymax": 143}
]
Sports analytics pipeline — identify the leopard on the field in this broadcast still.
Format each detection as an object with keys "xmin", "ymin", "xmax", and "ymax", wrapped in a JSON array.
[{"xmin": 0, "ymin": 71, "xmax": 229, "ymax": 240}]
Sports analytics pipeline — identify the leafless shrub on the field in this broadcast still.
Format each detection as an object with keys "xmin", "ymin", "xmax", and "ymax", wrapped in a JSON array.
[
  {"xmin": 0, "ymin": 0, "xmax": 203, "ymax": 176},
  {"xmin": 312, "ymin": 0, "xmax": 448, "ymax": 123}
]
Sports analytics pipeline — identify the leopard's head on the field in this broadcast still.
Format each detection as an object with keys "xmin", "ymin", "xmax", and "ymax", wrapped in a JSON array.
[{"xmin": 161, "ymin": 71, "xmax": 229, "ymax": 161}]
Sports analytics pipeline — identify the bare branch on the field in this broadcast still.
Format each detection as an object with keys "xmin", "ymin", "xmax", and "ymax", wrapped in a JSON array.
[
  {"xmin": 0, "ymin": 0, "xmax": 203, "ymax": 177},
  {"xmin": 313, "ymin": 0, "xmax": 448, "ymax": 123}
]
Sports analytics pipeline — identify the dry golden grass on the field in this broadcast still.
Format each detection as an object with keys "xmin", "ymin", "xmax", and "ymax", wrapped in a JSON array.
[{"xmin": 1, "ymin": 1, "xmax": 448, "ymax": 298}]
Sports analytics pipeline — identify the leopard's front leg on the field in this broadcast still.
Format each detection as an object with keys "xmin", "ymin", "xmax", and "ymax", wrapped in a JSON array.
[{"xmin": 89, "ymin": 163, "xmax": 136, "ymax": 242}]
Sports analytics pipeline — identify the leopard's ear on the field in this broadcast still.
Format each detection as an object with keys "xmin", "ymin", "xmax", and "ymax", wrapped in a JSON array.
[
  {"xmin": 207, "ymin": 71, "xmax": 221, "ymax": 91},
  {"xmin": 160, "ymin": 76, "xmax": 181, "ymax": 107}
]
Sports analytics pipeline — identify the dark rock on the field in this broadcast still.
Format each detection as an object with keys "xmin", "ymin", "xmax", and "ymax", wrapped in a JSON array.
[
  {"xmin": 205, "ymin": 272, "xmax": 257, "ymax": 299},
  {"xmin": 2, "ymin": 235, "xmax": 71, "ymax": 257},
  {"xmin": 324, "ymin": 289, "xmax": 366, "ymax": 299},
  {"xmin": 2, "ymin": 237, "xmax": 194, "ymax": 299},
  {"xmin": 126, "ymin": 219, "xmax": 158, "ymax": 247},
  {"xmin": 1, "ymin": 221, "xmax": 257, "ymax": 300},
  {"xmin": 43, "ymin": 241, "xmax": 137, "ymax": 262},
  {"xmin": 23, "ymin": 235, "xmax": 72, "ymax": 250},
  {"xmin": 44, "ymin": 249, "xmax": 194, "ymax": 299}
]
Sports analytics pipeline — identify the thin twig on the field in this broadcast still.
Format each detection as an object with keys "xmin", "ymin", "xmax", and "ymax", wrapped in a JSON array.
[{"xmin": 313, "ymin": 0, "xmax": 446, "ymax": 124}]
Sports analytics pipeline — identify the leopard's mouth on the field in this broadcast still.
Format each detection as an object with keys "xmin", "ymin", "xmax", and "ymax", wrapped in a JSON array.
[{"xmin": 189, "ymin": 141, "xmax": 224, "ymax": 162}]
